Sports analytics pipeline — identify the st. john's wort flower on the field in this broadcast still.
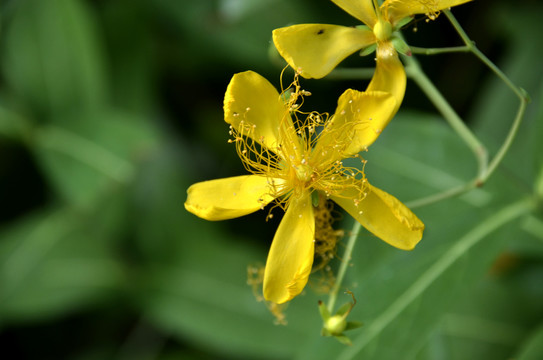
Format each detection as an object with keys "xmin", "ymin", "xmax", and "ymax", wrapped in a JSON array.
[
  {"xmin": 185, "ymin": 71, "xmax": 424, "ymax": 304},
  {"xmin": 273, "ymin": 0, "xmax": 472, "ymax": 114}
]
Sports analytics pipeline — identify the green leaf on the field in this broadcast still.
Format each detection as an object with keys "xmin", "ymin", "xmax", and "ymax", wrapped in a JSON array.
[
  {"xmin": 99, "ymin": 0, "xmax": 155, "ymax": 114},
  {"xmin": 0, "ymin": 105, "xmax": 32, "ymax": 142},
  {"xmin": 1, "ymin": 0, "xmax": 107, "ymax": 116},
  {"xmin": 335, "ymin": 335, "xmax": 352, "ymax": 346},
  {"xmin": 418, "ymin": 251, "xmax": 543, "ymax": 360},
  {"xmin": 152, "ymin": 0, "xmax": 322, "ymax": 72},
  {"xmin": 515, "ymin": 324, "xmax": 543, "ymax": 360},
  {"xmin": 0, "ymin": 200, "xmax": 126, "ymax": 325},
  {"xmin": 31, "ymin": 109, "xmax": 158, "ymax": 208}
]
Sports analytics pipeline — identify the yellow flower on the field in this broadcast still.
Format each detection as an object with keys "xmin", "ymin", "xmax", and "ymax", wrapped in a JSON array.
[
  {"xmin": 273, "ymin": 0, "xmax": 472, "ymax": 113},
  {"xmin": 184, "ymin": 71, "xmax": 424, "ymax": 304}
]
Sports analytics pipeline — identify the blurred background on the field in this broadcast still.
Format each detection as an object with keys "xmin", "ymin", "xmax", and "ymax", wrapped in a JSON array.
[{"xmin": 1, "ymin": 0, "xmax": 543, "ymax": 359}]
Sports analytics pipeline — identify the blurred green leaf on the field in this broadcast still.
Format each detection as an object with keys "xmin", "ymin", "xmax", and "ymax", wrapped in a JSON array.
[
  {"xmin": 515, "ymin": 324, "xmax": 543, "ymax": 360},
  {"xmin": 0, "ymin": 198, "xmax": 127, "ymax": 325},
  {"xmin": 0, "ymin": 104, "xmax": 31, "ymax": 142},
  {"xmin": 31, "ymin": 109, "xmax": 158, "ymax": 208},
  {"xmin": 153, "ymin": 0, "xmax": 322, "ymax": 73},
  {"xmin": 1, "ymin": 0, "xmax": 107, "ymax": 117},
  {"xmin": 100, "ymin": 0, "xmax": 155, "ymax": 114},
  {"xmin": 417, "ymin": 250, "xmax": 543, "ymax": 359}
]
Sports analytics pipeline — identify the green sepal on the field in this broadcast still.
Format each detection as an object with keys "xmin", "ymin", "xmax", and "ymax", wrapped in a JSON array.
[
  {"xmin": 359, "ymin": 43, "xmax": 377, "ymax": 57},
  {"xmin": 335, "ymin": 301, "xmax": 353, "ymax": 316},
  {"xmin": 355, "ymin": 24, "xmax": 371, "ymax": 31},
  {"xmin": 318, "ymin": 300, "xmax": 331, "ymax": 322},
  {"xmin": 321, "ymin": 328, "xmax": 332, "ymax": 337},
  {"xmin": 394, "ymin": 16, "xmax": 414, "ymax": 29},
  {"xmin": 345, "ymin": 321, "xmax": 363, "ymax": 331},
  {"xmin": 391, "ymin": 37, "xmax": 411, "ymax": 56},
  {"xmin": 335, "ymin": 335, "xmax": 353, "ymax": 346}
]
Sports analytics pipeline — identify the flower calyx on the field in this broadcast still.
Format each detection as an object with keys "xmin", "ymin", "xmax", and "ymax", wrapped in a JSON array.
[{"xmin": 319, "ymin": 291, "xmax": 363, "ymax": 345}]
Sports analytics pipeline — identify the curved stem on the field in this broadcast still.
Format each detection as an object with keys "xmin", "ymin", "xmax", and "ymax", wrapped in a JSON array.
[
  {"xmin": 327, "ymin": 220, "xmax": 362, "ymax": 313},
  {"xmin": 483, "ymin": 96, "xmax": 528, "ymax": 182},
  {"xmin": 404, "ymin": 55, "xmax": 489, "ymax": 179},
  {"xmin": 399, "ymin": 11, "xmax": 530, "ymax": 208},
  {"xmin": 444, "ymin": 10, "xmax": 529, "ymax": 101},
  {"xmin": 405, "ymin": 180, "xmax": 477, "ymax": 209}
]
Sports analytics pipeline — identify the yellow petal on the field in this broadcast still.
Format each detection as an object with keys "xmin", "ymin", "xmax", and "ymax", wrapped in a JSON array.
[
  {"xmin": 224, "ymin": 71, "xmax": 291, "ymax": 150},
  {"xmin": 273, "ymin": 24, "xmax": 375, "ymax": 79},
  {"xmin": 367, "ymin": 41, "xmax": 406, "ymax": 116},
  {"xmin": 331, "ymin": 182, "xmax": 424, "ymax": 250},
  {"xmin": 383, "ymin": 0, "xmax": 473, "ymax": 25},
  {"xmin": 313, "ymin": 89, "xmax": 396, "ymax": 163},
  {"xmin": 331, "ymin": 0, "xmax": 378, "ymax": 27},
  {"xmin": 263, "ymin": 192, "xmax": 315, "ymax": 304},
  {"xmin": 185, "ymin": 175, "xmax": 277, "ymax": 221}
]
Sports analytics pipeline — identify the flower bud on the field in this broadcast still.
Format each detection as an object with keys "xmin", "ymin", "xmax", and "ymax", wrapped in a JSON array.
[{"xmin": 325, "ymin": 314, "xmax": 347, "ymax": 335}]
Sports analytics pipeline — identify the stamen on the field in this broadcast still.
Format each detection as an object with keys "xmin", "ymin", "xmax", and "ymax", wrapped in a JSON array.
[{"xmin": 247, "ymin": 263, "xmax": 288, "ymax": 325}]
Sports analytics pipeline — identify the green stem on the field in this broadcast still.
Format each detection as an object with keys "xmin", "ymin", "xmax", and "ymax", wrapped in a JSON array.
[
  {"xmin": 409, "ymin": 45, "xmax": 470, "ymax": 55},
  {"xmin": 483, "ymin": 97, "xmax": 528, "ymax": 182},
  {"xmin": 339, "ymin": 198, "xmax": 534, "ymax": 359},
  {"xmin": 444, "ymin": 9, "xmax": 530, "ymax": 183},
  {"xmin": 400, "ymin": 11, "xmax": 530, "ymax": 208},
  {"xmin": 405, "ymin": 181, "xmax": 477, "ymax": 209},
  {"xmin": 404, "ymin": 55, "xmax": 489, "ymax": 179},
  {"xmin": 444, "ymin": 10, "xmax": 528, "ymax": 101},
  {"xmin": 327, "ymin": 220, "xmax": 362, "ymax": 313}
]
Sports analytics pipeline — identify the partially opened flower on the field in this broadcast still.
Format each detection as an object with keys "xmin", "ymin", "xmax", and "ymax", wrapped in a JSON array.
[
  {"xmin": 273, "ymin": 0, "xmax": 472, "ymax": 113},
  {"xmin": 185, "ymin": 71, "xmax": 424, "ymax": 304}
]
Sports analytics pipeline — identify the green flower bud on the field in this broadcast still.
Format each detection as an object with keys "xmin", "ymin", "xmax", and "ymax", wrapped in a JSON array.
[{"xmin": 325, "ymin": 314, "xmax": 347, "ymax": 335}]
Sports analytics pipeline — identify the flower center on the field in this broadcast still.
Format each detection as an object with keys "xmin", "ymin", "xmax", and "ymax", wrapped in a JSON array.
[
  {"xmin": 373, "ymin": 20, "xmax": 392, "ymax": 42},
  {"xmin": 294, "ymin": 163, "xmax": 313, "ymax": 183}
]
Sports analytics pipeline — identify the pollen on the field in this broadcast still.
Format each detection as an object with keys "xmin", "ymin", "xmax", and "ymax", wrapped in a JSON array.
[
  {"xmin": 418, "ymin": 0, "xmax": 442, "ymax": 21},
  {"xmin": 310, "ymin": 197, "xmax": 344, "ymax": 293},
  {"xmin": 228, "ymin": 74, "xmax": 369, "ymax": 212},
  {"xmin": 247, "ymin": 263, "xmax": 288, "ymax": 325}
]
